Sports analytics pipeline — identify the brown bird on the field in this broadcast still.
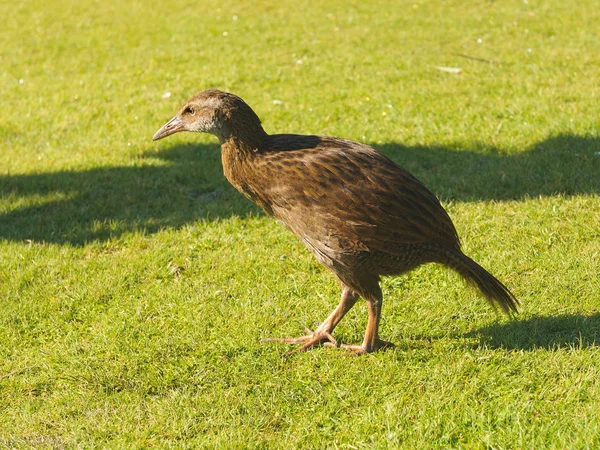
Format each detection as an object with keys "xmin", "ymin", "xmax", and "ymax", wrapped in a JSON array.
[{"xmin": 153, "ymin": 89, "xmax": 518, "ymax": 355}]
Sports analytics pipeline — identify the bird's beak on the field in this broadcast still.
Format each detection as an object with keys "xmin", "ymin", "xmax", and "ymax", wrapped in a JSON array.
[{"xmin": 152, "ymin": 116, "xmax": 186, "ymax": 141}]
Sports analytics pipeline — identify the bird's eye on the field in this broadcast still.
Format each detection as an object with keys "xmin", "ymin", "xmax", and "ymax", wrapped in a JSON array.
[{"xmin": 184, "ymin": 106, "xmax": 195, "ymax": 115}]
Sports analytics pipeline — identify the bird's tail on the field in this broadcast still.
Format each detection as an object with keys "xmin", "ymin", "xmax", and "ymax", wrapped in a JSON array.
[{"xmin": 440, "ymin": 249, "xmax": 519, "ymax": 315}]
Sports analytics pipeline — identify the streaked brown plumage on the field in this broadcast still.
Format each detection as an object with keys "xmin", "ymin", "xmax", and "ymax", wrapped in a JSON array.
[{"xmin": 153, "ymin": 89, "xmax": 518, "ymax": 354}]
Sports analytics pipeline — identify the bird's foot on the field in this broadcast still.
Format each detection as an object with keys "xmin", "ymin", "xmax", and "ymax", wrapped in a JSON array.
[
  {"xmin": 262, "ymin": 330, "xmax": 395, "ymax": 356},
  {"xmin": 335, "ymin": 339, "xmax": 395, "ymax": 356},
  {"xmin": 261, "ymin": 327, "xmax": 338, "ymax": 356}
]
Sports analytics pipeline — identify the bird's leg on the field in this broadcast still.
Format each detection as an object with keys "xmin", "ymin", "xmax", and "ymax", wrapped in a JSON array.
[
  {"xmin": 338, "ymin": 285, "xmax": 394, "ymax": 355},
  {"xmin": 261, "ymin": 288, "xmax": 359, "ymax": 353}
]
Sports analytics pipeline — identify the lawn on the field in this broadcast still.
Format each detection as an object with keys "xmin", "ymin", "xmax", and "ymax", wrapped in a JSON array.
[{"xmin": 1, "ymin": 0, "xmax": 599, "ymax": 448}]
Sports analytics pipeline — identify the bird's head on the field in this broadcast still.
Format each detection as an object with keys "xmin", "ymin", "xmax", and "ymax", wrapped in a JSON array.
[{"xmin": 152, "ymin": 89, "xmax": 266, "ymax": 146}]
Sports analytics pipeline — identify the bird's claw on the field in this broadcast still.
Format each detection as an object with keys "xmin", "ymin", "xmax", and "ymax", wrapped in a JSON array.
[
  {"xmin": 334, "ymin": 339, "xmax": 395, "ymax": 355},
  {"xmin": 261, "ymin": 326, "xmax": 339, "ymax": 356}
]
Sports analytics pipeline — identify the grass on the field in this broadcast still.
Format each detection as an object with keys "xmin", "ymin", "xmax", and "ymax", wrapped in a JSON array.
[{"xmin": 1, "ymin": 0, "xmax": 599, "ymax": 447}]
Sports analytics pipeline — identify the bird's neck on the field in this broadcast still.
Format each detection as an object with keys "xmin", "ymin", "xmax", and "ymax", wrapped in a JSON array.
[
  {"xmin": 219, "ymin": 133, "xmax": 265, "ymax": 152},
  {"xmin": 218, "ymin": 115, "xmax": 268, "ymax": 173},
  {"xmin": 216, "ymin": 112, "xmax": 270, "ymax": 205},
  {"xmin": 220, "ymin": 134, "xmax": 265, "ymax": 190},
  {"xmin": 215, "ymin": 112, "xmax": 268, "ymax": 149}
]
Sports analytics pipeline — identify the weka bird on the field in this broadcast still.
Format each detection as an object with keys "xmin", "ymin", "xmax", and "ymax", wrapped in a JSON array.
[{"xmin": 153, "ymin": 89, "xmax": 518, "ymax": 354}]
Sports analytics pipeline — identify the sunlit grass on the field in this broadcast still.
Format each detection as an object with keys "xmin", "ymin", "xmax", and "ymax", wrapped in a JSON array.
[{"xmin": 1, "ymin": 0, "xmax": 599, "ymax": 448}]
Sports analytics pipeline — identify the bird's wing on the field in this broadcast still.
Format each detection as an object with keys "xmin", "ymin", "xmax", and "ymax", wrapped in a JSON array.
[{"xmin": 257, "ymin": 136, "xmax": 459, "ymax": 255}]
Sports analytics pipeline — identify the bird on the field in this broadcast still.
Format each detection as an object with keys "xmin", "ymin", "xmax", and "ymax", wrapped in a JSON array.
[{"xmin": 153, "ymin": 89, "xmax": 518, "ymax": 355}]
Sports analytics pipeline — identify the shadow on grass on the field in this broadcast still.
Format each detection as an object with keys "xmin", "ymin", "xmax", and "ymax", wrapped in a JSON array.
[
  {"xmin": 0, "ymin": 133, "xmax": 598, "ymax": 245},
  {"xmin": 376, "ymin": 133, "xmax": 600, "ymax": 201},
  {"xmin": 0, "ymin": 142, "xmax": 261, "ymax": 245},
  {"xmin": 468, "ymin": 313, "xmax": 600, "ymax": 350}
]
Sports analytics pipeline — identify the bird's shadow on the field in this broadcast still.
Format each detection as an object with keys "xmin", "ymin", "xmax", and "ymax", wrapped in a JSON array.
[
  {"xmin": 0, "ymin": 133, "xmax": 598, "ymax": 245},
  {"xmin": 466, "ymin": 313, "xmax": 600, "ymax": 350}
]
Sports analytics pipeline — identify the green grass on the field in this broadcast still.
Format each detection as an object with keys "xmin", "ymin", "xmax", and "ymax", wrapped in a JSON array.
[{"xmin": 1, "ymin": 0, "xmax": 599, "ymax": 448}]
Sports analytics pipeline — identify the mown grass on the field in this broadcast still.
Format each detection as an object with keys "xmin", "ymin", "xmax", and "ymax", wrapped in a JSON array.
[{"xmin": 1, "ymin": 0, "xmax": 599, "ymax": 448}]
